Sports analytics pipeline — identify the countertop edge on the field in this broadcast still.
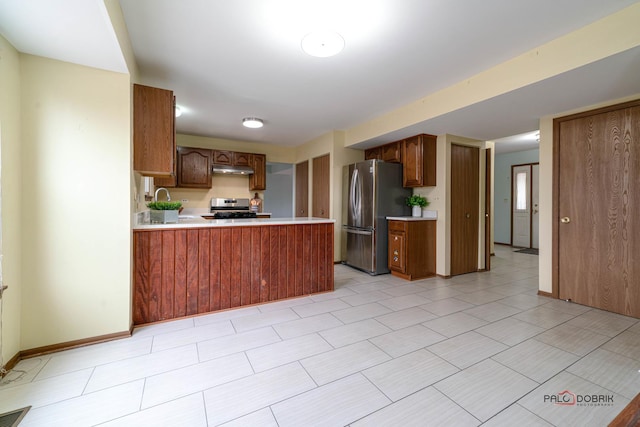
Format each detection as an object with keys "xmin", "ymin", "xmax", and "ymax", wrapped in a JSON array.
[{"xmin": 133, "ymin": 217, "xmax": 336, "ymax": 230}]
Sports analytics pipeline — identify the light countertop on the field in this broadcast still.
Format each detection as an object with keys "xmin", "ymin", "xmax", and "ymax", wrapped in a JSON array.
[{"xmin": 133, "ymin": 215, "xmax": 335, "ymax": 230}]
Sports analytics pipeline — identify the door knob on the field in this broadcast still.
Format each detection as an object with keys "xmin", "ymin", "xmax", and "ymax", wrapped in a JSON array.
[
  {"xmin": 561, "ymin": 217, "xmax": 571, "ymax": 223},
  {"xmin": 466, "ymin": 213, "xmax": 471, "ymax": 218}
]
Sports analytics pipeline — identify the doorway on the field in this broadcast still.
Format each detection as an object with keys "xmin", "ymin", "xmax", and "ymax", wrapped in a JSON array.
[
  {"xmin": 511, "ymin": 163, "xmax": 539, "ymax": 248},
  {"xmin": 451, "ymin": 144, "xmax": 480, "ymax": 276},
  {"xmin": 262, "ymin": 162, "xmax": 294, "ymax": 217},
  {"xmin": 553, "ymin": 99, "xmax": 640, "ymax": 317}
]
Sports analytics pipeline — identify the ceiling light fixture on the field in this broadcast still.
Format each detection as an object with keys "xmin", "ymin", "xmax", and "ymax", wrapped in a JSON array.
[
  {"xmin": 175, "ymin": 106, "xmax": 182, "ymax": 117},
  {"xmin": 301, "ymin": 31, "xmax": 345, "ymax": 57},
  {"xmin": 242, "ymin": 117, "xmax": 264, "ymax": 128}
]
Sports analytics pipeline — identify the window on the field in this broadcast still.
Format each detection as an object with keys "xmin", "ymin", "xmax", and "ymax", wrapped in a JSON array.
[{"xmin": 515, "ymin": 171, "xmax": 528, "ymax": 211}]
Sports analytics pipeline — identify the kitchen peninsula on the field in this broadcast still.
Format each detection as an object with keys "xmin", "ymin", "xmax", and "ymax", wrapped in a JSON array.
[{"xmin": 133, "ymin": 217, "xmax": 334, "ymax": 325}]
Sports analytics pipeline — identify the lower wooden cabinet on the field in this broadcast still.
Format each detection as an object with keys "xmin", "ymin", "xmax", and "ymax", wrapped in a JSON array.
[
  {"xmin": 133, "ymin": 223, "xmax": 334, "ymax": 325},
  {"xmin": 388, "ymin": 220, "xmax": 436, "ymax": 280}
]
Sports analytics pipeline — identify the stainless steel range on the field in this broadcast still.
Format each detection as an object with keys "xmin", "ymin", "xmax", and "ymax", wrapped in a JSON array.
[{"xmin": 209, "ymin": 198, "xmax": 257, "ymax": 219}]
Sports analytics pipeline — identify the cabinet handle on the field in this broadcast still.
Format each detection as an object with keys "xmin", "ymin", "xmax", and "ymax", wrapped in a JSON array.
[
  {"xmin": 393, "ymin": 256, "xmax": 398, "ymax": 262},
  {"xmin": 393, "ymin": 250, "xmax": 398, "ymax": 255},
  {"xmin": 394, "ymin": 236, "xmax": 398, "ymax": 241}
]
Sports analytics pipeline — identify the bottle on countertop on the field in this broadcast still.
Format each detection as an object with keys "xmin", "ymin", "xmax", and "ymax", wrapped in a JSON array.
[{"xmin": 250, "ymin": 192, "xmax": 262, "ymax": 213}]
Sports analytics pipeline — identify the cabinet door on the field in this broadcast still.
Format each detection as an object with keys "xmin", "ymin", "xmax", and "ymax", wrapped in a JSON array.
[
  {"xmin": 364, "ymin": 147, "xmax": 381, "ymax": 160},
  {"xmin": 381, "ymin": 141, "xmax": 401, "ymax": 163},
  {"xmin": 388, "ymin": 230, "xmax": 406, "ymax": 273},
  {"xmin": 213, "ymin": 150, "xmax": 232, "ymax": 165},
  {"xmin": 402, "ymin": 135, "xmax": 424, "ymax": 187},
  {"xmin": 177, "ymin": 147, "xmax": 212, "ymax": 188},
  {"xmin": 233, "ymin": 152, "xmax": 252, "ymax": 166},
  {"xmin": 133, "ymin": 84, "xmax": 175, "ymax": 177},
  {"xmin": 249, "ymin": 154, "xmax": 266, "ymax": 191},
  {"xmin": 402, "ymin": 134, "xmax": 436, "ymax": 187}
]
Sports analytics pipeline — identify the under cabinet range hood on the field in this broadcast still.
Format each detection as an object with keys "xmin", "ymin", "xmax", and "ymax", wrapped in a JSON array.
[{"xmin": 211, "ymin": 164, "xmax": 254, "ymax": 175}]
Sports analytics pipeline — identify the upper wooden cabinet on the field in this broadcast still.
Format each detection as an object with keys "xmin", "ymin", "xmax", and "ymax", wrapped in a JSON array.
[
  {"xmin": 233, "ymin": 152, "xmax": 252, "ymax": 167},
  {"xmin": 249, "ymin": 154, "xmax": 266, "ymax": 191},
  {"xmin": 364, "ymin": 141, "xmax": 401, "ymax": 163},
  {"xmin": 176, "ymin": 147, "xmax": 212, "ymax": 188},
  {"xmin": 133, "ymin": 84, "xmax": 176, "ymax": 177},
  {"xmin": 213, "ymin": 150, "xmax": 252, "ymax": 167},
  {"xmin": 364, "ymin": 133, "xmax": 436, "ymax": 187},
  {"xmin": 381, "ymin": 141, "xmax": 402, "ymax": 163},
  {"xmin": 364, "ymin": 147, "xmax": 380, "ymax": 160},
  {"xmin": 212, "ymin": 150, "xmax": 232, "ymax": 165},
  {"xmin": 402, "ymin": 134, "xmax": 437, "ymax": 187}
]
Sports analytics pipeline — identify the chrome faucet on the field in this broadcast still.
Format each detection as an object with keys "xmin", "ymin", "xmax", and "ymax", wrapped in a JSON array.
[{"xmin": 154, "ymin": 187, "xmax": 171, "ymax": 202}]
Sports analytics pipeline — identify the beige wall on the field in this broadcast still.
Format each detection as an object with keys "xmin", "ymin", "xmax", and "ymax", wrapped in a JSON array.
[
  {"xmin": 20, "ymin": 55, "xmax": 131, "ymax": 349},
  {"xmin": 0, "ymin": 35, "xmax": 23, "ymax": 367}
]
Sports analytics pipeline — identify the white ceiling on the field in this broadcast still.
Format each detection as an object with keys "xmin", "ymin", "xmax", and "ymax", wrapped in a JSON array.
[{"xmin": 2, "ymin": 0, "xmax": 640, "ymax": 152}]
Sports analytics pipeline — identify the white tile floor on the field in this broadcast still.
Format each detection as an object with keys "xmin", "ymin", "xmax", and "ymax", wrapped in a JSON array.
[{"xmin": 2, "ymin": 246, "xmax": 639, "ymax": 426}]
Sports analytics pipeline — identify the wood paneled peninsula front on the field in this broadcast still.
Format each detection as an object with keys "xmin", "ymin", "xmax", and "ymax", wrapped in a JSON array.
[{"xmin": 133, "ymin": 218, "xmax": 334, "ymax": 325}]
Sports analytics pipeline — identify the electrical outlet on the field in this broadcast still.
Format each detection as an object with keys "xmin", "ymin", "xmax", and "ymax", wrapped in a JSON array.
[{"xmin": 181, "ymin": 199, "xmax": 189, "ymax": 203}]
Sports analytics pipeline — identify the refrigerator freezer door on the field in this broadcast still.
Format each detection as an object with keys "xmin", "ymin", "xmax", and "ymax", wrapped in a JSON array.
[{"xmin": 345, "ymin": 227, "xmax": 375, "ymax": 274}]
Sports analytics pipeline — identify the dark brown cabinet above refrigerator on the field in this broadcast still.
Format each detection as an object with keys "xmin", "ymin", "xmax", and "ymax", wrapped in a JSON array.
[{"xmin": 365, "ymin": 133, "xmax": 437, "ymax": 188}]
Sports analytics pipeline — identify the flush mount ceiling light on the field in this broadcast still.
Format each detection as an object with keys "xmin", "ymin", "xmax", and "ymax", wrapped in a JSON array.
[
  {"xmin": 242, "ymin": 117, "xmax": 264, "ymax": 128},
  {"xmin": 174, "ymin": 106, "xmax": 182, "ymax": 117},
  {"xmin": 301, "ymin": 31, "xmax": 345, "ymax": 57}
]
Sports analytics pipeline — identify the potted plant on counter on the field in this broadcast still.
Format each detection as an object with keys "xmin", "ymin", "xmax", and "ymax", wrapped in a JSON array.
[
  {"xmin": 147, "ymin": 201, "xmax": 183, "ymax": 224},
  {"xmin": 406, "ymin": 194, "xmax": 429, "ymax": 217}
]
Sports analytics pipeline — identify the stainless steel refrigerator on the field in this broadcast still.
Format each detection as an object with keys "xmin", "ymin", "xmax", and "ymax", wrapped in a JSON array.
[{"xmin": 343, "ymin": 159, "xmax": 412, "ymax": 275}]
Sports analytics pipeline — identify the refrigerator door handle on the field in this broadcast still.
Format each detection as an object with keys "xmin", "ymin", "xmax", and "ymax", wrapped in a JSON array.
[
  {"xmin": 350, "ymin": 167, "xmax": 361, "ymax": 226},
  {"xmin": 344, "ymin": 227, "xmax": 373, "ymax": 236}
]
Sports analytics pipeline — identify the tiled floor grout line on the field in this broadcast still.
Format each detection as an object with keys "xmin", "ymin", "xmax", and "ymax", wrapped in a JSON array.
[{"xmin": 5, "ymin": 248, "xmax": 638, "ymax": 426}]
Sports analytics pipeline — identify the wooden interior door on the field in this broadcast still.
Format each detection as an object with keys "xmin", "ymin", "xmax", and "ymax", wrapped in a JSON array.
[
  {"xmin": 312, "ymin": 154, "xmax": 330, "ymax": 218},
  {"xmin": 451, "ymin": 144, "xmax": 479, "ymax": 276},
  {"xmin": 555, "ymin": 100, "xmax": 640, "ymax": 317},
  {"xmin": 295, "ymin": 160, "xmax": 309, "ymax": 217},
  {"xmin": 531, "ymin": 164, "xmax": 540, "ymax": 249}
]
